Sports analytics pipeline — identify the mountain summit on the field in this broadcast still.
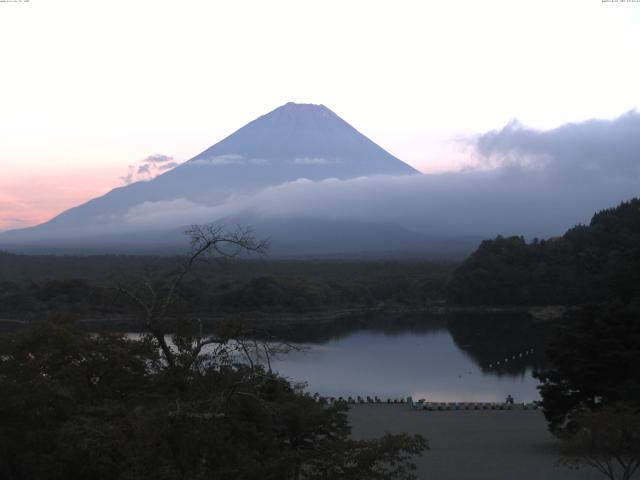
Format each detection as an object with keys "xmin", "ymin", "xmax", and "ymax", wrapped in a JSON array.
[
  {"xmin": 186, "ymin": 102, "xmax": 418, "ymax": 180},
  {"xmin": 4, "ymin": 103, "xmax": 418, "ymax": 241}
]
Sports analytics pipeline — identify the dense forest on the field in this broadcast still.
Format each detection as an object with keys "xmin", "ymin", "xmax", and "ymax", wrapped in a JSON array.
[
  {"xmin": 446, "ymin": 198, "xmax": 640, "ymax": 306},
  {"xmin": 0, "ymin": 254, "xmax": 453, "ymax": 328}
]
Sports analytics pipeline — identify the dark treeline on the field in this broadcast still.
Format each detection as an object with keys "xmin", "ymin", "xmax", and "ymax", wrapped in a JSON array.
[
  {"xmin": 536, "ymin": 301, "xmax": 640, "ymax": 433},
  {"xmin": 0, "ymin": 256, "xmax": 454, "ymax": 321},
  {"xmin": 0, "ymin": 252, "xmax": 455, "ymax": 283},
  {"xmin": 446, "ymin": 198, "xmax": 640, "ymax": 306},
  {"xmin": 446, "ymin": 197, "xmax": 640, "ymax": 451}
]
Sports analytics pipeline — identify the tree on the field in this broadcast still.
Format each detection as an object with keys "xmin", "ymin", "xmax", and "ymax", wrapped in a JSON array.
[
  {"xmin": 535, "ymin": 302, "xmax": 640, "ymax": 434},
  {"xmin": 0, "ymin": 319, "xmax": 155, "ymax": 480},
  {"xmin": 116, "ymin": 224, "xmax": 269, "ymax": 373},
  {"xmin": 0, "ymin": 224, "xmax": 428, "ymax": 480},
  {"xmin": 446, "ymin": 197, "xmax": 640, "ymax": 306},
  {"xmin": 559, "ymin": 406, "xmax": 640, "ymax": 480}
]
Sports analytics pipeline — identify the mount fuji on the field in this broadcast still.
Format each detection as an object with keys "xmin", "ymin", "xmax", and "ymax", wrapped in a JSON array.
[{"xmin": 2, "ymin": 103, "xmax": 480, "ymax": 257}]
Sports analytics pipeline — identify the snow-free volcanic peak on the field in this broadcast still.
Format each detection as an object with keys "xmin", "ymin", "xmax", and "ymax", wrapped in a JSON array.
[
  {"xmin": 3, "ymin": 102, "xmax": 418, "ymax": 241},
  {"xmin": 186, "ymin": 101, "xmax": 418, "ymax": 178}
]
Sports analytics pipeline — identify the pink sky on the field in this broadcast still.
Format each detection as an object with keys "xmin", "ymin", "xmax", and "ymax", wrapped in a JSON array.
[{"xmin": 0, "ymin": 172, "xmax": 113, "ymax": 231}]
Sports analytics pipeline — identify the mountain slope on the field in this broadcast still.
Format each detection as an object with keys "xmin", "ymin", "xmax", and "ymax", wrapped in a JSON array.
[
  {"xmin": 4, "ymin": 102, "xmax": 417, "ymax": 240},
  {"xmin": 446, "ymin": 197, "xmax": 640, "ymax": 305}
]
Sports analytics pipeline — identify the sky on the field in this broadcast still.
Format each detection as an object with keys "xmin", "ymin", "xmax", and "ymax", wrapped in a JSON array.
[{"xmin": 1, "ymin": 0, "xmax": 639, "ymax": 231}]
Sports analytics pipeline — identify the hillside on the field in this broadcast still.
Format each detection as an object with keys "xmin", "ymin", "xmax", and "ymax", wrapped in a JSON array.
[{"xmin": 446, "ymin": 198, "xmax": 640, "ymax": 305}]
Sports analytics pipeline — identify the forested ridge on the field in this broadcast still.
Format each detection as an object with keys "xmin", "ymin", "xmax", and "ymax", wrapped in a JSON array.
[{"xmin": 447, "ymin": 198, "xmax": 640, "ymax": 306}]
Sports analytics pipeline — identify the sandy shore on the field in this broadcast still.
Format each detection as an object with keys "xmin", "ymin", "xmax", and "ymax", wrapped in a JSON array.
[{"xmin": 349, "ymin": 405, "xmax": 601, "ymax": 480}]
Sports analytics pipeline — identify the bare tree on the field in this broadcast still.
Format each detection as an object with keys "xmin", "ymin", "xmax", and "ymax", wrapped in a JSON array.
[
  {"xmin": 559, "ymin": 406, "xmax": 640, "ymax": 480},
  {"xmin": 117, "ymin": 224, "xmax": 268, "ymax": 368},
  {"xmin": 114, "ymin": 224, "xmax": 299, "ymax": 417}
]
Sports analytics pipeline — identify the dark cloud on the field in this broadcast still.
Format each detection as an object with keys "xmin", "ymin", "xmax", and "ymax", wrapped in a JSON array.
[{"xmin": 475, "ymin": 110, "xmax": 640, "ymax": 180}]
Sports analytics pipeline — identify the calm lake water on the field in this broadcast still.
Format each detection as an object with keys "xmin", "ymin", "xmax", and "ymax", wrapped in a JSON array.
[
  {"xmin": 128, "ymin": 313, "xmax": 548, "ymax": 403},
  {"xmin": 269, "ymin": 324, "xmax": 543, "ymax": 403}
]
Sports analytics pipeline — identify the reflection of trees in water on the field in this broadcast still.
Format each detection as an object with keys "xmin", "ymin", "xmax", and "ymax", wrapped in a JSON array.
[
  {"xmin": 262, "ymin": 311, "xmax": 553, "ymax": 378},
  {"xmin": 258, "ymin": 312, "xmax": 447, "ymax": 343},
  {"xmin": 88, "ymin": 309, "xmax": 553, "ymax": 377},
  {"xmin": 446, "ymin": 312, "xmax": 553, "ymax": 377}
]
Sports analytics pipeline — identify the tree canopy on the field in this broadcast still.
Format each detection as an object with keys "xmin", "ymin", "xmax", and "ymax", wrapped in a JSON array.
[
  {"xmin": 447, "ymin": 198, "xmax": 640, "ymax": 305},
  {"xmin": 535, "ymin": 302, "xmax": 640, "ymax": 433}
]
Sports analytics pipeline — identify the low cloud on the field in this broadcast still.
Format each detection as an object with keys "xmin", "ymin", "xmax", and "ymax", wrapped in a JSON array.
[
  {"xmin": 474, "ymin": 110, "xmax": 640, "ymax": 180},
  {"xmin": 123, "ymin": 198, "xmax": 227, "ymax": 228},
  {"xmin": 143, "ymin": 154, "xmax": 173, "ymax": 164},
  {"xmin": 121, "ymin": 153, "xmax": 180, "ymax": 185},
  {"xmin": 191, "ymin": 154, "xmax": 270, "ymax": 166},
  {"xmin": 137, "ymin": 164, "xmax": 151, "ymax": 176},
  {"xmin": 158, "ymin": 161, "xmax": 179, "ymax": 171},
  {"xmin": 192, "ymin": 154, "xmax": 244, "ymax": 166},
  {"xmin": 6, "ymin": 113, "xmax": 636, "ymax": 237},
  {"xmin": 119, "ymin": 170, "xmax": 638, "ymax": 240},
  {"xmin": 104, "ymin": 111, "xmax": 640, "ymax": 242},
  {"xmin": 292, "ymin": 157, "xmax": 336, "ymax": 165}
]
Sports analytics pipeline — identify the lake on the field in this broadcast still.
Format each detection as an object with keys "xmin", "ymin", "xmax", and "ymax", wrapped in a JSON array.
[
  {"xmin": 128, "ymin": 312, "xmax": 550, "ymax": 403},
  {"xmin": 268, "ymin": 316, "xmax": 547, "ymax": 403}
]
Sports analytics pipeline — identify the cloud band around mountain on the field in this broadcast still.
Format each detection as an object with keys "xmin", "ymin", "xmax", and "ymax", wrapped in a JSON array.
[{"xmin": 117, "ymin": 111, "xmax": 640, "ymax": 240}]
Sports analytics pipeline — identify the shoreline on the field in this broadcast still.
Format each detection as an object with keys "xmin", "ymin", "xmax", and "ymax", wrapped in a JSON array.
[{"xmin": 0, "ymin": 304, "xmax": 566, "ymax": 332}]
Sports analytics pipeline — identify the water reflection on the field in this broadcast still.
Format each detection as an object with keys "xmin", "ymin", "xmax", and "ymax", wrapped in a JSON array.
[
  {"xmin": 268, "ymin": 313, "xmax": 550, "ymax": 403},
  {"xmin": 125, "ymin": 312, "xmax": 552, "ymax": 403}
]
